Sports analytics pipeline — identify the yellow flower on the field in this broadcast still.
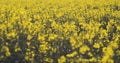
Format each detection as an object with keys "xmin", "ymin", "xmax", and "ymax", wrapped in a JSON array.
[
  {"xmin": 5, "ymin": 51, "xmax": 11, "ymax": 56},
  {"xmin": 79, "ymin": 45, "xmax": 90, "ymax": 54},
  {"xmin": 25, "ymin": 56, "xmax": 29, "ymax": 60},
  {"xmin": 56, "ymin": 12, "xmax": 63, "ymax": 18},
  {"xmin": 44, "ymin": 58, "xmax": 53, "ymax": 63},
  {"xmin": 15, "ymin": 47, "xmax": 21, "ymax": 52},
  {"xmin": 1, "ymin": 46, "xmax": 9, "ymax": 52},
  {"xmin": 88, "ymin": 52, "xmax": 93, "ymax": 57},
  {"xmin": 110, "ymin": 42, "xmax": 118, "ymax": 49},
  {"xmin": 70, "ymin": 37, "xmax": 76, "ymax": 47},
  {"xmin": 27, "ymin": 35, "xmax": 32, "ymax": 40},
  {"xmin": 66, "ymin": 51, "xmax": 78, "ymax": 57},
  {"xmin": 101, "ymin": 55, "xmax": 109, "ymax": 63},
  {"xmin": 93, "ymin": 43, "xmax": 100, "ymax": 48},
  {"xmin": 89, "ymin": 57, "xmax": 96, "ymax": 62},
  {"xmin": 6, "ymin": 32, "xmax": 16, "ymax": 38},
  {"xmin": 51, "ymin": 48, "xmax": 56, "ymax": 53},
  {"xmin": 58, "ymin": 56, "xmax": 66, "ymax": 63},
  {"xmin": 105, "ymin": 47, "xmax": 114, "ymax": 56},
  {"xmin": 39, "ymin": 42, "xmax": 49, "ymax": 54},
  {"xmin": 31, "ymin": 52, "xmax": 35, "ymax": 57},
  {"xmin": 117, "ymin": 26, "xmax": 120, "ymax": 31},
  {"xmin": 27, "ymin": 42, "xmax": 31, "ymax": 46},
  {"xmin": 38, "ymin": 35, "xmax": 45, "ymax": 41},
  {"xmin": 27, "ymin": 49, "xmax": 30, "ymax": 51},
  {"xmin": 5, "ymin": 42, "xmax": 8, "ymax": 45},
  {"xmin": 102, "ymin": 47, "xmax": 107, "ymax": 53},
  {"xmin": 48, "ymin": 34, "xmax": 58, "ymax": 41}
]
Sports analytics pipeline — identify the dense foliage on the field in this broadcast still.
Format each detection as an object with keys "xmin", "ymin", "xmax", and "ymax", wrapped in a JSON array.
[{"xmin": 0, "ymin": 0, "xmax": 120, "ymax": 63}]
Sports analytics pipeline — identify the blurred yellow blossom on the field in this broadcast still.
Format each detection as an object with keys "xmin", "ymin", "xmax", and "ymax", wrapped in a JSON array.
[
  {"xmin": 58, "ymin": 55, "xmax": 66, "ymax": 63},
  {"xmin": 93, "ymin": 43, "xmax": 100, "ymax": 48},
  {"xmin": 79, "ymin": 45, "xmax": 90, "ymax": 54},
  {"xmin": 66, "ymin": 51, "xmax": 78, "ymax": 57},
  {"xmin": 27, "ymin": 35, "xmax": 33, "ymax": 40}
]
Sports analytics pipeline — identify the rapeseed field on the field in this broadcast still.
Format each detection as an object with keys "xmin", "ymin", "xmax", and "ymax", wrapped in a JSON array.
[{"xmin": 0, "ymin": 0, "xmax": 120, "ymax": 63}]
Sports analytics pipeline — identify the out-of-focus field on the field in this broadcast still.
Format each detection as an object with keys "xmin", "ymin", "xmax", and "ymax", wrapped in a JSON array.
[{"xmin": 0, "ymin": 0, "xmax": 120, "ymax": 63}]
